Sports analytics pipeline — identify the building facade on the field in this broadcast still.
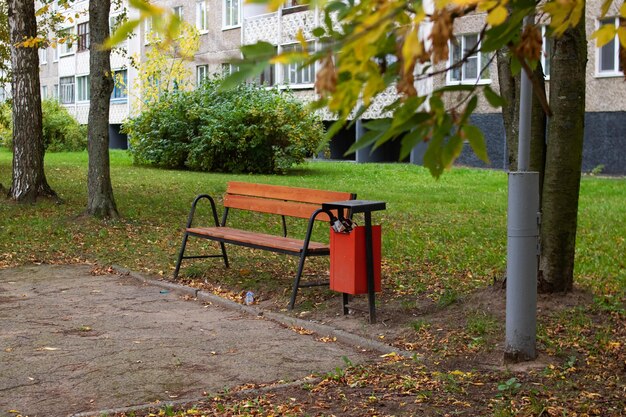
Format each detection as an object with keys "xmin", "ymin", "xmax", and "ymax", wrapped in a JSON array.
[{"xmin": 1, "ymin": 0, "xmax": 623, "ymax": 173}]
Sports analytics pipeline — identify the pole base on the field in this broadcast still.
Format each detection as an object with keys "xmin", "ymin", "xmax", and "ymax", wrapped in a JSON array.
[{"xmin": 504, "ymin": 348, "xmax": 537, "ymax": 363}]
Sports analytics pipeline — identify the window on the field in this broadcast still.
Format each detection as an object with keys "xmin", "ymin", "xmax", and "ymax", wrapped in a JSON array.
[
  {"xmin": 111, "ymin": 70, "xmax": 128, "ymax": 100},
  {"xmin": 597, "ymin": 17, "xmax": 624, "ymax": 75},
  {"xmin": 59, "ymin": 28, "xmax": 74, "ymax": 56},
  {"xmin": 144, "ymin": 18, "xmax": 153, "ymax": 43},
  {"xmin": 59, "ymin": 76, "xmax": 75, "ymax": 104},
  {"xmin": 282, "ymin": 43, "xmax": 314, "ymax": 85},
  {"xmin": 76, "ymin": 75, "xmax": 90, "ymax": 101},
  {"xmin": 448, "ymin": 34, "xmax": 491, "ymax": 84},
  {"xmin": 53, "ymin": 44, "xmax": 59, "ymax": 61},
  {"xmin": 173, "ymin": 6, "xmax": 183, "ymax": 19},
  {"xmin": 196, "ymin": 1, "xmax": 208, "ymax": 31},
  {"xmin": 196, "ymin": 65, "xmax": 208, "ymax": 86},
  {"xmin": 223, "ymin": 0, "xmax": 240, "ymax": 28},
  {"xmin": 41, "ymin": 85, "xmax": 48, "ymax": 98},
  {"xmin": 541, "ymin": 26, "xmax": 552, "ymax": 79},
  {"xmin": 109, "ymin": 15, "xmax": 127, "ymax": 47},
  {"xmin": 77, "ymin": 22, "xmax": 89, "ymax": 52},
  {"xmin": 39, "ymin": 48, "xmax": 47, "ymax": 65},
  {"xmin": 53, "ymin": 84, "xmax": 59, "ymax": 100}
]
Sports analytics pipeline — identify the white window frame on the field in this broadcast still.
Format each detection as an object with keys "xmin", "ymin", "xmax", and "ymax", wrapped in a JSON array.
[
  {"xmin": 144, "ymin": 18, "xmax": 153, "ymax": 44},
  {"xmin": 447, "ymin": 34, "xmax": 491, "ymax": 85},
  {"xmin": 196, "ymin": 1, "xmax": 208, "ymax": 32},
  {"xmin": 53, "ymin": 84, "xmax": 59, "ymax": 101},
  {"xmin": 541, "ymin": 26, "xmax": 551, "ymax": 80},
  {"xmin": 196, "ymin": 65, "xmax": 208, "ymax": 86},
  {"xmin": 59, "ymin": 76, "xmax": 75, "ymax": 104},
  {"xmin": 53, "ymin": 44, "xmax": 59, "ymax": 62},
  {"xmin": 173, "ymin": 6, "xmax": 183, "ymax": 19},
  {"xmin": 281, "ymin": 43, "xmax": 314, "ymax": 87},
  {"xmin": 76, "ymin": 22, "xmax": 89, "ymax": 53},
  {"xmin": 111, "ymin": 69, "xmax": 128, "ymax": 101},
  {"xmin": 76, "ymin": 75, "xmax": 90, "ymax": 102},
  {"xmin": 39, "ymin": 48, "xmax": 47, "ymax": 65},
  {"xmin": 222, "ymin": 0, "xmax": 240, "ymax": 29},
  {"xmin": 596, "ymin": 17, "xmax": 624, "ymax": 77},
  {"xmin": 41, "ymin": 85, "xmax": 48, "ymax": 99},
  {"xmin": 59, "ymin": 28, "xmax": 75, "ymax": 57}
]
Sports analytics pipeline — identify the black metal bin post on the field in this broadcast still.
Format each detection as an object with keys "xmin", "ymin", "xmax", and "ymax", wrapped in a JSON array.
[{"xmin": 322, "ymin": 200, "xmax": 386, "ymax": 324}]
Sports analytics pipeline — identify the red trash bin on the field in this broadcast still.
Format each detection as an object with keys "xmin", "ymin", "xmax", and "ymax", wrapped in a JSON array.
[{"xmin": 329, "ymin": 225, "xmax": 382, "ymax": 295}]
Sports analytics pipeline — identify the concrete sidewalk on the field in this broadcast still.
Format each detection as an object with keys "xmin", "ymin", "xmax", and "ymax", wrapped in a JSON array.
[{"xmin": 0, "ymin": 265, "xmax": 373, "ymax": 417}]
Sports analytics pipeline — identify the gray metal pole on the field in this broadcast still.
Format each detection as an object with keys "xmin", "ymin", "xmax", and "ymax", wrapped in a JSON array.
[
  {"xmin": 505, "ymin": 14, "xmax": 539, "ymax": 362},
  {"xmin": 505, "ymin": 172, "xmax": 539, "ymax": 361},
  {"xmin": 517, "ymin": 59, "xmax": 532, "ymax": 171}
]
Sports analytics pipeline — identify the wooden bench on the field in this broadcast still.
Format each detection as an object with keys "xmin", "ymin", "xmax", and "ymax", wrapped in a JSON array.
[{"xmin": 174, "ymin": 181, "xmax": 356, "ymax": 309}]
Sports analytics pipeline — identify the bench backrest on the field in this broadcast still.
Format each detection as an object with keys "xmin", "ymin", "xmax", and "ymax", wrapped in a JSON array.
[{"xmin": 224, "ymin": 182, "xmax": 355, "ymax": 222}]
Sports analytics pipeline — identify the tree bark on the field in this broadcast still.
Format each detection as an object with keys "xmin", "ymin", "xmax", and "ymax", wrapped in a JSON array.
[
  {"xmin": 7, "ymin": 0, "xmax": 57, "ymax": 203},
  {"xmin": 496, "ymin": 47, "xmax": 520, "ymax": 170},
  {"xmin": 539, "ymin": 16, "xmax": 587, "ymax": 292},
  {"xmin": 86, "ymin": 0, "xmax": 119, "ymax": 218}
]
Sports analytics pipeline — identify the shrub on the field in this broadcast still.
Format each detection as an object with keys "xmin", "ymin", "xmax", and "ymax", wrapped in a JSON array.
[
  {"xmin": 124, "ymin": 77, "xmax": 325, "ymax": 174},
  {"xmin": 0, "ymin": 99, "xmax": 87, "ymax": 152},
  {"xmin": 41, "ymin": 99, "xmax": 87, "ymax": 152}
]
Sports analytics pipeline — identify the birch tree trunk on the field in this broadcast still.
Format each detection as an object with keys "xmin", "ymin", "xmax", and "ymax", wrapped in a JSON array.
[
  {"xmin": 86, "ymin": 0, "xmax": 119, "ymax": 218},
  {"xmin": 7, "ymin": 0, "xmax": 57, "ymax": 202},
  {"xmin": 539, "ymin": 16, "xmax": 587, "ymax": 292}
]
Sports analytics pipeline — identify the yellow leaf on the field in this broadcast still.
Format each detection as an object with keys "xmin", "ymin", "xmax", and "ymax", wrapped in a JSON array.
[
  {"xmin": 35, "ymin": 4, "xmax": 50, "ymax": 16},
  {"xmin": 592, "ymin": 24, "xmax": 616, "ymax": 47},
  {"xmin": 268, "ymin": 0, "xmax": 284, "ymax": 11},
  {"xmin": 296, "ymin": 29, "xmax": 307, "ymax": 48},
  {"xmin": 402, "ymin": 26, "xmax": 421, "ymax": 73},
  {"xmin": 618, "ymin": 26, "xmax": 626, "ymax": 48},
  {"xmin": 380, "ymin": 352, "xmax": 397, "ymax": 358},
  {"xmin": 487, "ymin": 5, "xmax": 508, "ymax": 26},
  {"xmin": 621, "ymin": 2, "xmax": 626, "ymax": 18},
  {"xmin": 600, "ymin": 0, "xmax": 613, "ymax": 17},
  {"xmin": 451, "ymin": 0, "xmax": 480, "ymax": 5}
]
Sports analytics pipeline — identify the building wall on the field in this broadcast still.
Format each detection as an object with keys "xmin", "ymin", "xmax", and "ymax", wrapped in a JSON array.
[{"xmin": 441, "ymin": 0, "xmax": 625, "ymax": 174}]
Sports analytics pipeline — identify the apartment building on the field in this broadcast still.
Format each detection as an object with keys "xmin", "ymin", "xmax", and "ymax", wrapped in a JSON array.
[
  {"xmin": 443, "ymin": 1, "xmax": 625, "ymax": 174},
  {"xmin": 2, "ymin": 0, "xmax": 623, "ymax": 172}
]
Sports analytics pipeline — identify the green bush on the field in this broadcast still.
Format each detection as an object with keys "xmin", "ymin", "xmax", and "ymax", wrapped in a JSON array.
[
  {"xmin": 41, "ymin": 99, "xmax": 87, "ymax": 152},
  {"xmin": 123, "ymin": 78, "xmax": 325, "ymax": 174},
  {"xmin": 0, "ymin": 101, "xmax": 11, "ymax": 148},
  {"xmin": 0, "ymin": 99, "xmax": 87, "ymax": 152}
]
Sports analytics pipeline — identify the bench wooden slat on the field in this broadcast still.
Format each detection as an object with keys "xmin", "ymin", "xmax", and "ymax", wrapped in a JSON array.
[
  {"xmin": 224, "ymin": 194, "xmax": 332, "ymax": 221},
  {"xmin": 186, "ymin": 227, "xmax": 330, "ymax": 254},
  {"xmin": 227, "ymin": 181, "xmax": 354, "ymax": 205}
]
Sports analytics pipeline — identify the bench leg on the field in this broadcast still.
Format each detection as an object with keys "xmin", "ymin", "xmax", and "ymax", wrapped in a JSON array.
[
  {"xmin": 288, "ymin": 252, "xmax": 307, "ymax": 310},
  {"xmin": 219, "ymin": 242, "xmax": 229, "ymax": 268},
  {"xmin": 173, "ymin": 233, "xmax": 189, "ymax": 279}
]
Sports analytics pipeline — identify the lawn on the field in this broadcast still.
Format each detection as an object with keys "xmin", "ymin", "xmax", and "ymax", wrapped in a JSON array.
[
  {"xmin": 1, "ymin": 149, "xmax": 624, "ymax": 416},
  {"xmin": 0, "ymin": 149, "xmax": 623, "ymax": 299}
]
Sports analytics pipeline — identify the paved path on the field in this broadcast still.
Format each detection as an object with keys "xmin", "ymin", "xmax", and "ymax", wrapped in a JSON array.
[{"xmin": 0, "ymin": 265, "xmax": 371, "ymax": 417}]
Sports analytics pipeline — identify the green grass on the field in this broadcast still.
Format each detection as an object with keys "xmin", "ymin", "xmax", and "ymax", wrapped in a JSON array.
[{"xmin": 0, "ymin": 148, "xmax": 624, "ymax": 299}]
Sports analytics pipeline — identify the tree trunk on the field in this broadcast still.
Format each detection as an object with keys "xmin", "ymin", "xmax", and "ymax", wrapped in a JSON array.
[
  {"xmin": 7, "ymin": 0, "xmax": 57, "ymax": 203},
  {"xmin": 539, "ymin": 16, "xmax": 587, "ymax": 292},
  {"xmin": 86, "ymin": 0, "xmax": 119, "ymax": 218},
  {"xmin": 496, "ymin": 47, "xmax": 520, "ymax": 170}
]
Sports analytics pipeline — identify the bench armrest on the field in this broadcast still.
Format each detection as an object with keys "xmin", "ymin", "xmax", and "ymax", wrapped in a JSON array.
[
  {"xmin": 186, "ymin": 194, "xmax": 221, "ymax": 229},
  {"xmin": 302, "ymin": 208, "xmax": 335, "ymax": 251}
]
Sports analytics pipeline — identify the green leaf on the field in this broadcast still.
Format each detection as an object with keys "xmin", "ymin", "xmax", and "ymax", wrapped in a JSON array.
[
  {"xmin": 442, "ymin": 134, "xmax": 463, "ymax": 169},
  {"xmin": 105, "ymin": 19, "xmax": 141, "ymax": 49},
  {"xmin": 483, "ymin": 85, "xmax": 506, "ymax": 108},
  {"xmin": 510, "ymin": 55, "xmax": 522, "ymax": 76},
  {"xmin": 423, "ymin": 135, "xmax": 445, "ymax": 178},
  {"xmin": 312, "ymin": 27, "xmax": 326, "ymax": 37},
  {"xmin": 218, "ymin": 62, "xmax": 267, "ymax": 91},
  {"xmin": 363, "ymin": 118, "xmax": 391, "ymax": 131},
  {"xmin": 346, "ymin": 129, "xmax": 383, "ymax": 155},
  {"xmin": 241, "ymin": 41, "xmax": 276, "ymax": 60},
  {"xmin": 129, "ymin": 0, "xmax": 153, "ymax": 13},
  {"xmin": 399, "ymin": 128, "xmax": 426, "ymax": 161},
  {"xmin": 462, "ymin": 124, "xmax": 489, "ymax": 163},
  {"xmin": 460, "ymin": 95, "xmax": 478, "ymax": 126}
]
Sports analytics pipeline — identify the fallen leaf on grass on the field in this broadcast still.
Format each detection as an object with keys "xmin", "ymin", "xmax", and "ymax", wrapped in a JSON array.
[{"xmin": 36, "ymin": 347, "xmax": 59, "ymax": 351}]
